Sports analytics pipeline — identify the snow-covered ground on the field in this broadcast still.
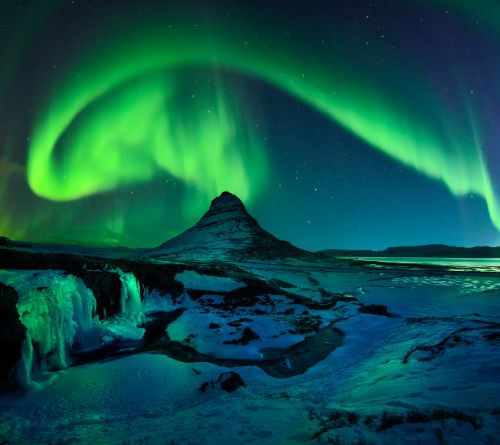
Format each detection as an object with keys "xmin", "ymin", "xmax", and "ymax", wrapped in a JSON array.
[{"xmin": 0, "ymin": 260, "xmax": 499, "ymax": 444}]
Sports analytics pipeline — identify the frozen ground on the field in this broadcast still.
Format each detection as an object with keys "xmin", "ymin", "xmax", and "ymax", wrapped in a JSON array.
[{"xmin": 0, "ymin": 259, "xmax": 499, "ymax": 444}]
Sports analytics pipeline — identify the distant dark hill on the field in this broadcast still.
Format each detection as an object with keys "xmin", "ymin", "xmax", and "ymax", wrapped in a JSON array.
[
  {"xmin": 0, "ymin": 236, "xmax": 134, "ymax": 256},
  {"xmin": 147, "ymin": 191, "xmax": 318, "ymax": 262},
  {"xmin": 318, "ymin": 244, "xmax": 500, "ymax": 259}
]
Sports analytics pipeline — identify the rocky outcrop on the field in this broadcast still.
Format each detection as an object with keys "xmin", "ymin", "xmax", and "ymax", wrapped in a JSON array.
[
  {"xmin": 75, "ymin": 270, "xmax": 122, "ymax": 318},
  {"xmin": 0, "ymin": 282, "xmax": 26, "ymax": 391},
  {"xmin": 358, "ymin": 303, "xmax": 394, "ymax": 318},
  {"xmin": 125, "ymin": 261, "xmax": 184, "ymax": 301}
]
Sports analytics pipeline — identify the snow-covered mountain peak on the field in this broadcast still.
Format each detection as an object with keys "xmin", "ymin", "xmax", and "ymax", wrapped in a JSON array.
[
  {"xmin": 147, "ymin": 192, "xmax": 316, "ymax": 262},
  {"xmin": 208, "ymin": 191, "xmax": 246, "ymax": 212},
  {"xmin": 197, "ymin": 191, "xmax": 256, "ymax": 231}
]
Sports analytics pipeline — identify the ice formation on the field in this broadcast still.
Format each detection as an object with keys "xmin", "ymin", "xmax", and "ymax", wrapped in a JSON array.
[
  {"xmin": 142, "ymin": 288, "xmax": 176, "ymax": 313},
  {"xmin": 118, "ymin": 270, "xmax": 143, "ymax": 320},
  {"xmin": 0, "ymin": 270, "xmax": 96, "ymax": 387},
  {"xmin": 98, "ymin": 269, "xmax": 145, "ymax": 342}
]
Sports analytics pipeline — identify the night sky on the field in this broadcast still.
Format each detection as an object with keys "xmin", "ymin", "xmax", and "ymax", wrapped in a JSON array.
[{"xmin": 1, "ymin": 0, "xmax": 499, "ymax": 250}]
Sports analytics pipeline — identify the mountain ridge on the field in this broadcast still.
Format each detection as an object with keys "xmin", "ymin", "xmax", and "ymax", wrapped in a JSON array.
[{"xmin": 317, "ymin": 243, "xmax": 500, "ymax": 259}]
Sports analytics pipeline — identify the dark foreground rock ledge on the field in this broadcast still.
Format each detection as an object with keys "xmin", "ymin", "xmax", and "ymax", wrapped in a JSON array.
[{"xmin": 0, "ymin": 282, "xmax": 26, "ymax": 391}]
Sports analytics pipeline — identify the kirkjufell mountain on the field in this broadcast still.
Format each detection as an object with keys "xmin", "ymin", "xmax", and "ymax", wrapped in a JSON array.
[{"xmin": 148, "ymin": 191, "xmax": 317, "ymax": 262}]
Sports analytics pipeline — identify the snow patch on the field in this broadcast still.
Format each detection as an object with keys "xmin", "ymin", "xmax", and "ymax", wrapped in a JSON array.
[
  {"xmin": 167, "ymin": 309, "xmax": 305, "ymax": 360},
  {"xmin": 175, "ymin": 270, "xmax": 245, "ymax": 292}
]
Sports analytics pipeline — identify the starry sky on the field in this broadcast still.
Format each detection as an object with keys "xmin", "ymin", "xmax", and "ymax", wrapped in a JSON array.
[{"xmin": 0, "ymin": 0, "xmax": 499, "ymax": 251}]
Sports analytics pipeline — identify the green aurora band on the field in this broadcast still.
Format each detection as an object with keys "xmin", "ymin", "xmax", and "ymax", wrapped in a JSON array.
[
  {"xmin": 31, "ymin": 68, "xmax": 266, "ymax": 209},
  {"xmin": 26, "ymin": 21, "xmax": 500, "ymax": 240}
]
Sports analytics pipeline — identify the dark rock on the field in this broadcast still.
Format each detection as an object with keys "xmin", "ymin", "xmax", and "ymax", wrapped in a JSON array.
[
  {"xmin": 183, "ymin": 334, "xmax": 194, "ymax": 344},
  {"xmin": 290, "ymin": 315, "xmax": 322, "ymax": 334},
  {"xmin": 308, "ymin": 276, "xmax": 320, "ymax": 286},
  {"xmin": 484, "ymin": 331, "xmax": 500, "ymax": 343},
  {"xmin": 219, "ymin": 371, "xmax": 246, "ymax": 392},
  {"xmin": 291, "ymin": 290, "xmax": 353, "ymax": 310},
  {"xmin": 199, "ymin": 371, "xmax": 246, "ymax": 393},
  {"xmin": 0, "ymin": 282, "xmax": 26, "ymax": 391},
  {"xmin": 259, "ymin": 294, "xmax": 275, "ymax": 306},
  {"xmin": 208, "ymin": 322, "xmax": 221, "ymax": 329},
  {"xmin": 268, "ymin": 278, "xmax": 296, "ymax": 289},
  {"xmin": 128, "ymin": 262, "xmax": 184, "ymax": 302},
  {"xmin": 359, "ymin": 304, "xmax": 393, "ymax": 317},
  {"xmin": 224, "ymin": 327, "xmax": 260, "ymax": 345},
  {"xmin": 75, "ymin": 270, "xmax": 122, "ymax": 318},
  {"xmin": 240, "ymin": 326, "xmax": 260, "ymax": 344}
]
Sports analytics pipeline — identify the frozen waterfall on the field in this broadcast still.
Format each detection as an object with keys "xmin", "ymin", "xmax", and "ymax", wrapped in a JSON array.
[
  {"xmin": 98, "ymin": 269, "xmax": 145, "ymax": 342},
  {"xmin": 118, "ymin": 270, "xmax": 143, "ymax": 321},
  {"xmin": 0, "ymin": 270, "xmax": 96, "ymax": 387}
]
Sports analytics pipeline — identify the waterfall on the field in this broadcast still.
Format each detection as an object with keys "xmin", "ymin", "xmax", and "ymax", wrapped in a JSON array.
[
  {"xmin": 118, "ymin": 271, "xmax": 143, "ymax": 320},
  {"xmin": 0, "ymin": 268, "xmax": 146, "ymax": 387},
  {"xmin": 97, "ymin": 269, "xmax": 145, "ymax": 343},
  {"xmin": 0, "ymin": 270, "xmax": 96, "ymax": 387}
]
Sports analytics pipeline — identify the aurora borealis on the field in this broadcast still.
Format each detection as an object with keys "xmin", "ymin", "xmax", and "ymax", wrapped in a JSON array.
[{"xmin": 1, "ymin": 0, "xmax": 499, "ymax": 249}]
